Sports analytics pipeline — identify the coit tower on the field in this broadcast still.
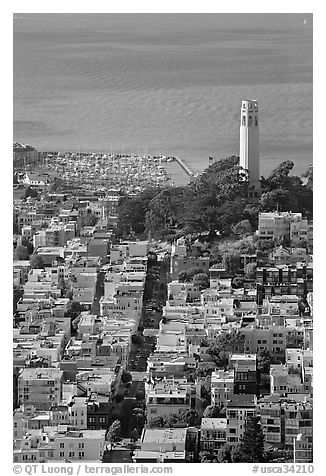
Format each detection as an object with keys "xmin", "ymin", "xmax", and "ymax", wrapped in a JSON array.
[{"xmin": 239, "ymin": 99, "xmax": 260, "ymax": 193}]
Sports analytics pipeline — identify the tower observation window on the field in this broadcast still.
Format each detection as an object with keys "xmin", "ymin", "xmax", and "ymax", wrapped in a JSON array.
[
  {"xmin": 255, "ymin": 117, "xmax": 258, "ymax": 126},
  {"xmin": 242, "ymin": 116, "xmax": 246, "ymax": 126},
  {"xmin": 248, "ymin": 116, "xmax": 253, "ymax": 126}
]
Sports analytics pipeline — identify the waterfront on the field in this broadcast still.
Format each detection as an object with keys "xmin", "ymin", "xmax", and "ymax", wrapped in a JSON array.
[{"xmin": 14, "ymin": 13, "xmax": 313, "ymax": 176}]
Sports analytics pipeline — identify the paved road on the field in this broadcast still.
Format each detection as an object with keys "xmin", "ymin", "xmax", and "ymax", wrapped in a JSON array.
[{"xmin": 90, "ymin": 270, "xmax": 105, "ymax": 315}]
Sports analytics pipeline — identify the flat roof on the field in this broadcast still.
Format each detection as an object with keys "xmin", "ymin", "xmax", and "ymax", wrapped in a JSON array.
[
  {"xmin": 201, "ymin": 418, "xmax": 227, "ymax": 430},
  {"xmin": 141, "ymin": 428, "xmax": 186, "ymax": 444}
]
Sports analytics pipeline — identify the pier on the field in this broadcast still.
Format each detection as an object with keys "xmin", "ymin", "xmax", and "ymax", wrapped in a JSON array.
[{"xmin": 175, "ymin": 156, "xmax": 194, "ymax": 177}]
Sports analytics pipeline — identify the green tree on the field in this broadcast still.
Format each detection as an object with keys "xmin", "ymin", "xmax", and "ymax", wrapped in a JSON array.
[
  {"xmin": 203, "ymin": 405, "xmax": 225, "ymax": 418},
  {"xmin": 232, "ymin": 276, "xmax": 244, "ymax": 288},
  {"xmin": 14, "ymin": 245, "xmax": 29, "ymax": 261},
  {"xmin": 231, "ymin": 417, "xmax": 265, "ymax": 463},
  {"xmin": 255, "ymin": 239, "xmax": 274, "ymax": 252},
  {"xmin": 30, "ymin": 254, "xmax": 44, "ymax": 269},
  {"xmin": 217, "ymin": 444, "xmax": 232, "ymax": 463},
  {"xmin": 260, "ymin": 161, "xmax": 312, "ymax": 218},
  {"xmin": 121, "ymin": 370, "xmax": 132, "ymax": 384},
  {"xmin": 222, "ymin": 251, "xmax": 240, "ymax": 274},
  {"xmin": 147, "ymin": 416, "xmax": 166, "ymax": 428},
  {"xmin": 84, "ymin": 213, "xmax": 98, "ymax": 226},
  {"xmin": 195, "ymin": 361, "xmax": 215, "ymax": 378},
  {"xmin": 232, "ymin": 219, "xmax": 252, "ymax": 236},
  {"xmin": 131, "ymin": 334, "xmax": 144, "ymax": 346},
  {"xmin": 107, "ymin": 420, "xmax": 121, "ymax": 442},
  {"xmin": 178, "ymin": 270, "xmax": 189, "ymax": 283},
  {"xmin": 257, "ymin": 349, "xmax": 272, "ymax": 374},
  {"xmin": 207, "ymin": 329, "xmax": 245, "ymax": 369},
  {"xmin": 115, "ymin": 393, "xmax": 125, "ymax": 403},
  {"xmin": 13, "ymin": 285, "xmax": 23, "ymax": 313},
  {"xmin": 180, "ymin": 409, "xmax": 198, "ymax": 426},
  {"xmin": 117, "ymin": 187, "xmax": 162, "ymax": 237},
  {"xmin": 65, "ymin": 300, "xmax": 83, "ymax": 320},
  {"xmin": 25, "ymin": 187, "xmax": 38, "ymax": 199},
  {"xmin": 192, "ymin": 273, "xmax": 210, "ymax": 290},
  {"xmin": 130, "ymin": 428, "xmax": 139, "ymax": 443},
  {"xmin": 244, "ymin": 262, "xmax": 257, "ymax": 279}
]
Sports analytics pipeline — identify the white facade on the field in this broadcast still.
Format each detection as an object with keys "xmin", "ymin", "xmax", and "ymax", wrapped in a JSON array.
[{"xmin": 239, "ymin": 99, "xmax": 260, "ymax": 190}]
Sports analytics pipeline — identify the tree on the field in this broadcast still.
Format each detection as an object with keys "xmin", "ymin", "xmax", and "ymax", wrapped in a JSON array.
[
  {"xmin": 147, "ymin": 416, "xmax": 166, "ymax": 428},
  {"xmin": 207, "ymin": 330, "xmax": 245, "ymax": 369},
  {"xmin": 135, "ymin": 391, "xmax": 145, "ymax": 401},
  {"xmin": 231, "ymin": 417, "xmax": 265, "ymax": 463},
  {"xmin": 302, "ymin": 164, "xmax": 313, "ymax": 190},
  {"xmin": 178, "ymin": 270, "xmax": 189, "ymax": 283},
  {"xmin": 244, "ymin": 262, "xmax": 257, "ymax": 280},
  {"xmin": 84, "ymin": 213, "xmax": 98, "ymax": 226},
  {"xmin": 181, "ymin": 409, "xmax": 198, "ymax": 426},
  {"xmin": 107, "ymin": 420, "xmax": 121, "ymax": 442},
  {"xmin": 65, "ymin": 300, "xmax": 83, "ymax": 320},
  {"xmin": 130, "ymin": 428, "xmax": 139, "ymax": 443},
  {"xmin": 117, "ymin": 187, "xmax": 162, "ymax": 237},
  {"xmin": 30, "ymin": 254, "xmax": 44, "ymax": 269},
  {"xmin": 115, "ymin": 393, "xmax": 125, "ymax": 403},
  {"xmin": 14, "ymin": 245, "xmax": 29, "ymax": 261},
  {"xmin": 147, "ymin": 251, "xmax": 158, "ymax": 264},
  {"xmin": 195, "ymin": 361, "xmax": 215, "ymax": 378},
  {"xmin": 217, "ymin": 444, "xmax": 232, "ymax": 463},
  {"xmin": 260, "ymin": 161, "xmax": 312, "ymax": 219},
  {"xmin": 121, "ymin": 370, "xmax": 132, "ymax": 384},
  {"xmin": 199, "ymin": 450, "xmax": 216, "ymax": 463},
  {"xmin": 257, "ymin": 349, "xmax": 272, "ymax": 374},
  {"xmin": 192, "ymin": 273, "xmax": 210, "ymax": 290},
  {"xmin": 131, "ymin": 334, "xmax": 144, "ymax": 346},
  {"xmin": 58, "ymin": 278, "xmax": 67, "ymax": 298},
  {"xmin": 222, "ymin": 252, "xmax": 240, "ymax": 274},
  {"xmin": 203, "ymin": 405, "xmax": 225, "ymax": 418},
  {"xmin": 232, "ymin": 219, "xmax": 252, "ymax": 236},
  {"xmin": 13, "ymin": 285, "xmax": 23, "ymax": 313},
  {"xmin": 232, "ymin": 276, "xmax": 244, "ymax": 289},
  {"xmin": 255, "ymin": 239, "xmax": 274, "ymax": 253},
  {"xmin": 25, "ymin": 187, "xmax": 38, "ymax": 199}
]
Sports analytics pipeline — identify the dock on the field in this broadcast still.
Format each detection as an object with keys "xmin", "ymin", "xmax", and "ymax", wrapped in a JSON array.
[{"xmin": 175, "ymin": 157, "xmax": 194, "ymax": 177}]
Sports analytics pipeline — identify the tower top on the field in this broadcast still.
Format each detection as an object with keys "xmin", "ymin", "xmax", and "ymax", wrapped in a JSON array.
[{"xmin": 241, "ymin": 99, "xmax": 258, "ymax": 110}]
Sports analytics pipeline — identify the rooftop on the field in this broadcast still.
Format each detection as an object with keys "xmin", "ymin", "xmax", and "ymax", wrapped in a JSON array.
[
  {"xmin": 141, "ymin": 428, "xmax": 187, "ymax": 444},
  {"xmin": 201, "ymin": 418, "xmax": 227, "ymax": 430}
]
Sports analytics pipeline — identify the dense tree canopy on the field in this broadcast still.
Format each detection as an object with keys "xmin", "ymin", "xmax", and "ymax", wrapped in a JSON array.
[
  {"xmin": 30, "ymin": 254, "xmax": 44, "ymax": 269},
  {"xmin": 14, "ymin": 245, "xmax": 30, "ymax": 261},
  {"xmin": 115, "ymin": 157, "xmax": 312, "ymax": 241},
  {"xmin": 260, "ymin": 161, "xmax": 312, "ymax": 218},
  {"xmin": 121, "ymin": 370, "xmax": 132, "ymax": 384},
  {"xmin": 231, "ymin": 417, "xmax": 265, "ymax": 463},
  {"xmin": 84, "ymin": 213, "xmax": 98, "ymax": 227},
  {"xmin": 107, "ymin": 420, "xmax": 121, "ymax": 442},
  {"xmin": 207, "ymin": 329, "xmax": 245, "ymax": 369},
  {"xmin": 203, "ymin": 405, "xmax": 226, "ymax": 418}
]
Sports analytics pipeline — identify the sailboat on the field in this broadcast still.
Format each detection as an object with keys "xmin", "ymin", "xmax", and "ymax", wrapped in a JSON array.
[{"xmin": 303, "ymin": 19, "xmax": 307, "ymax": 24}]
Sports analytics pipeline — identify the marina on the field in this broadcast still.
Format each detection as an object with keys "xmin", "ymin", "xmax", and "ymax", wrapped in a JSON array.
[{"xmin": 23, "ymin": 152, "xmax": 194, "ymax": 194}]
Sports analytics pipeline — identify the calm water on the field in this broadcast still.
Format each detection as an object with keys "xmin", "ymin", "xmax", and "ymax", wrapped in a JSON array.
[{"xmin": 13, "ymin": 13, "xmax": 313, "ymax": 180}]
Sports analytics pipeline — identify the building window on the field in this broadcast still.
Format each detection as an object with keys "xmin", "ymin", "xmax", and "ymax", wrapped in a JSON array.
[
  {"xmin": 242, "ymin": 116, "xmax": 246, "ymax": 126},
  {"xmin": 60, "ymin": 452, "xmax": 64, "ymax": 457},
  {"xmin": 60, "ymin": 443, "xmax": 64, "ymax": 448}
]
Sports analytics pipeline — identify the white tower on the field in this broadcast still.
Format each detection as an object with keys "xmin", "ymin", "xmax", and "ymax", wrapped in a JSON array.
[{"xmin": 239, "ymin": 99, "xmax": 260, "ymax": 194}]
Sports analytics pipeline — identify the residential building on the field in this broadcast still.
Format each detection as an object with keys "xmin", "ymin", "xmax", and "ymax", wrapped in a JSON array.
[
  {"xmin": 225, "ymin": 395, "xmax": 257, "ymax": 445},
  {"xmin": 200, "ymin": 418, "xmax": 227, "ymax": 453},
  {"xmin": 18, "ymin": 368, "xmax": 64, "ymax": 410}
]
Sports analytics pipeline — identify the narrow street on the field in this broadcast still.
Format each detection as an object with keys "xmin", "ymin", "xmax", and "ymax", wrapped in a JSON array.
[{"xmin": 91, "ymin": 270, "xmax": 105, "ymax": 315}]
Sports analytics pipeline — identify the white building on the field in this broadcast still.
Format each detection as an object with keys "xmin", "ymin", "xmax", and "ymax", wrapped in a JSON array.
[{"xmin": 239, "ymin": 99, "xmax": 260, "ymax": 195}]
